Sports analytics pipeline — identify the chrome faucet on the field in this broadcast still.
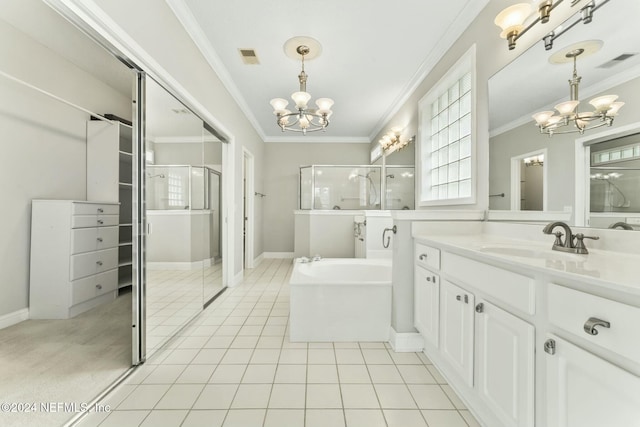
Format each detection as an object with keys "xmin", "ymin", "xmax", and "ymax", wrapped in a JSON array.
[
  {"xmin": 298, "ymin": 255, "xmax": 322, "ymax": 263},
  {"xmin": 542, "ymin": 221, "xmax": 599, "ymax": 254},
  {"xmin": 609, "ymin": 221, "xmax": 634, "ymax": 230}
]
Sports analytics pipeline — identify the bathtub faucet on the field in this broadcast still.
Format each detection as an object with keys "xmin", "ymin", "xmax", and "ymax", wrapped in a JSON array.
[
  {"xmin": 312, "ymin": 254, "xmax": 322, "ymax": 262},
  {"xmin": 298, "ymin": 255, "xmax": 322, "ymax": 263}
]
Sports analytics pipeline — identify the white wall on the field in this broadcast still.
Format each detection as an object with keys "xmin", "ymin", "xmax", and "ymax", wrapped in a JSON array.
[
  {"xmin": 0, "ymin": 18, "xmax": 131, "ymax": 317},
  {"xmin": 86, "ymin": 0, "xmax": 266, "ymax": 279},
  {"xmin": 263, "ymin": 142, "xmax": 371, "ymax": 253}
]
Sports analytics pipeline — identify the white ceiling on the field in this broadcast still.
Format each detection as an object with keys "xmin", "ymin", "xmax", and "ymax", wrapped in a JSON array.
[
  {"xmin": 489, "ymin": 0, "xmax": 640, "ymax": 135},
  {"xmin": 169, "ymin": 0, "xmax": 490, "ymax": 142}
]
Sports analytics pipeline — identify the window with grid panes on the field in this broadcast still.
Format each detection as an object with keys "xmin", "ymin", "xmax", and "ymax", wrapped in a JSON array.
[{"xmin": 418, "ymin": 49, "xmax": 475, "ymax": 205}]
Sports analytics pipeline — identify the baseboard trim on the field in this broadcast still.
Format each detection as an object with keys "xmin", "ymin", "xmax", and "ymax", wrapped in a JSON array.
[
  {"xmin": 263, "ymin": 252, "xmax": 294, "ymax": 259},
  {"xmin": 252, "ymin": 253, "xmax": 264, "ymax": 268},
  {"xmin": 147, "ymin": 259, "xmax": 214, "ymax": 271},
  {"xmin": 0, "ymin": 308, "xmax": 29, "ymax": 329},
  {"xmin": 388, "ymin": 327, "xmax": 424, "ymax": 352}
]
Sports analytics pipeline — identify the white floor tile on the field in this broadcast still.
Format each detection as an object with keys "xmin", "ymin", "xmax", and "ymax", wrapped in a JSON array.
[
  {"xmin": 426, "ymin": 365, "xmax": 447, "ymax": 384},
  {"xmin": 220, "ymin": 349, "xmax": 253, "ymax": 364},
  {"xmin": 308, "ymin": 348, "xmax": 336, "ymax": 364},
  {"xmin": 344, "ymin": 409, "xmax": 387, "ymax": 427},
  {"xmin": 139, "ymin": 409, "xmax": 188, "ymax": 426},
  {"xmin": 278, "ymin": 349, "xmax": 307, "ymax": 364},
  {"xmin": 374, "ymin": 384, "xmax": 418, "ymax": 409},
  {"xmin": 98, "ymin": 410, "xmax": 149, "ymax": 427},
  {"xmin": 242, "ymin": 364, "xmax": 277, "ymax": 383},
  {"xmin": 250, "ymin": 348, "xmax": 281, "ymax": 364},
  {"xmin": 256, "ymin": 336, "xmax": 283, "ymax": 348},
  {"xmin": 361, "ymin": 349, "xmax": 394, "ymax": 364},
  {"xmin": 141, "ymin": 365, "xmax": 187, "ymax": 385},
  {"xmin": 359, "ymin": 342, "xmax": 387, "ymax": 349},
  {"xmin": 441, "ymin": 384, "xmax": 467, "ymax": 409},
  {"xmin": 340, "ymin": 384, "xmax": 380, "ymax": 409},
  {"xmin": 335, "ymin": 349, "xmax": 365, "ymax": 364},
  {"xmin": 209, "ymin": 365, "xmax": 247, "ymax": 384},
  {"xmin": 230, "ymin": 384, "xmax": 272, "ymax": 408},
  {"xmin": 367, "ymin": 364, "xmax": 404, "ymax": 384},
  {"xmin": 383, "ymin": 409, "xmax": 428, "ymax": 427},
  {"xmin": 222, "ymin": 409, "xmax": 266, "ymax": 427},
  {"xmin": 181, "ymin": 410, "xmax": 226, "ymax": 427},
  {"xmin": 337, "ymin": 364, "xmax": 371, "ymax": 384},
  {"xmin": 307, "ymin": 364, "xmax": 339, "ymax": 383},
  {"xmin": 459, "ymin": 409, "xmax": 482, "ymax": 427},
  {"xmin": 397, "ymin": 365, "xmax": 437, "ymax": 384},
  {"xmin": 408, "ymin": 385, "xmax": 455, "ymax": 410},
  {"xmin": 264, "ymin": 409, "xmax": 305, "ymax": 427},
  {"xmin": 305, "ymin": 409, "xmax": 346, "ymax": 427},
  {"xmin": 421, "ymin": 409, "xmax": 468, "ymax": 427},
  {"xmin": 175, "ymin": 364, "xmax": 217, "ymax": 384},
  {"xmin": 230, "ymin": 336, "xmax": 259, "ymax": 349},
  {"xmin": 192, "ymin": 349, "xmax": 226, "ymax": 365},
  {"xmin": 117, "ymin": 384, "xmax": 171, "ymax": 410},
  {"xmin": 155, "ymin": 384, "xmax": 204, "ymax": 409},
  {"xmin": 308, "ymin": 342, "xmax": 334, "ymax": 349},
  {"xmin": 274, "ymin": 365, "xmax": 307, "ymax": 383},
  {"xmin": 269, "ymin": 384, "xmax": 306, "ymax": 408},
  {"xmin": 306, "ymin": 384, "xmax": 343, "ymax": 408},
  {"xmin": 192, "ymin": 384, "xmax": 238, "ymax": 409},
  {"xmin": 205, "ymin": 336, "xmax": 235, "ymax": 349},
  {"xmin": 161, "ymin": 349, "xmax": 199, "ymax": 365},
  {"xmin": 389, "ymin": 351, "xmax": 423, "ymax": 365}
]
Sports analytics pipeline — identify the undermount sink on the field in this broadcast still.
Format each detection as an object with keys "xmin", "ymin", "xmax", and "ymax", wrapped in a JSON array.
[{"xmin": 478, "ymin": 245, "xmax": 585, "ymax": 261}]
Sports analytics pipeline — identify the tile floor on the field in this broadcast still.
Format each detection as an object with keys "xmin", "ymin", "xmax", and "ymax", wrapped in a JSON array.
[{"xmin": 78, "ymin": 259, "xmax": 480, "ymax": 427}]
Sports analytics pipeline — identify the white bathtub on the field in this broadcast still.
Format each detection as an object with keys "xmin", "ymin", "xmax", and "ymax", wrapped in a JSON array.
[{"xmin": 289, "ymin": 258, "xmax": 392, "ymax": 342}]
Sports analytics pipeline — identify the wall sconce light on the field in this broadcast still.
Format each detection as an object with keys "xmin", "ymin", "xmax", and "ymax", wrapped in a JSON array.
[
  {"xmin": 497, "ymin": 1, "xmax": 610, "ymax": 51},
  {"xmin": 378, "ymin": 127, "xmax": 415, "ymax": 153}
]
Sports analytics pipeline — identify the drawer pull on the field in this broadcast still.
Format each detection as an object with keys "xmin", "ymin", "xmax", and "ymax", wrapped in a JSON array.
[
  {"xmin": 97, "ymin": 237, "xmax": 103, "ymax": 242},
  {"xmin": 97, "ymin": 219, "xmax": 104, "ymax": 225},
  {"xmin": 475, "ymin": 303, "xmax": 484, "ymax": 313},
  {"xmin": 97, "ymin": 208, "xmax": 104, "ymax": 213},
  {"xmin": 96, "ymin": 284, "xmax": 102, "ymax": 290},
  {"xmin": 456, "ymin": 295, "xmax": 461, "ymax": 301},
  {"xmin": 584, "ymin": 317, "xmax": 610, "ymax": 336},
  {"xmin": 96, "ymin": 261, "xmax": 103, "ymax": 266},
  {"xmin": 419, "ymin": 254, "xmax": 428, "ymax": 261},
  {"xmin": 544, "ymin": 338, "xmax": 556, "ymax": 355},
  {"xmin": 426, "ymin": 276, "xmax": 436, "ymax": 282},
  {"xmin": 456, "ymin": 294, "xmax": 469, "ymax": 303}
]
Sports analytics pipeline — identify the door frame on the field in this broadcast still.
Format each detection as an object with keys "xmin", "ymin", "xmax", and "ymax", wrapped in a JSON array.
[
  {"xmin": 510, "ymin": 148, "xmax": 548, "ymax": 211},
  {"xmin": 242, "ymin": 147, "xmax": 255, "ymax": 269}
]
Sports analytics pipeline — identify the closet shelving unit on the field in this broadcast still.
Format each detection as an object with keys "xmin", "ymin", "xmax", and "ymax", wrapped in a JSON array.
[{"xmin": 87, "ymin": 115, "xmax": 134, "ymax": 292}]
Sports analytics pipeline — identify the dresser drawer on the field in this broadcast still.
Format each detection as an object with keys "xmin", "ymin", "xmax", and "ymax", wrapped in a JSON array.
[
  {"xmin": 72, "ymin": 214, "xmax": 119, "ymax": 228},
  {"xmin": 72, "ymin": 203, "xmax": 119, "ymax": 215},
  {"xmin": 548, "ymin": 283, "xmax": 640, "ymax": 362},
  {"xmin": 71, "ymin": 269, "xmax": 118, "ymax": 305},
  {"xmin": 71, "ymin": 226, "xmax": 119, "ymax": 254},
  {"xmin": 442, "ymin": 252, "xmax": 535, "ymax": 315},
  {"xmin": 415, "ymin": 242, "xmax": 441, "ymax": 270},
  {"xmin": 70, "ymin": 248, "xmax": 118, "ymax": 280}
]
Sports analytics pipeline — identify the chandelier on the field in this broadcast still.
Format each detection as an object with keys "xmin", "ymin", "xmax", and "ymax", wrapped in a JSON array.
[
  {"xmin": 531, "ymin": 48, "xmax": 624, "ymax": 136},
  {"xmin": 269, "ymin": 45, "xmax": 334, "ymax": 134}
]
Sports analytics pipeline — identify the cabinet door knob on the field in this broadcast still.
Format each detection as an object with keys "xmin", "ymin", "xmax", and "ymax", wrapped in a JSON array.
[
  {"xmin": 96, "ymin": 261, "xmax": 103, "ymax": 266},
  {"xmin": 419, "ymin": 254, "xmax": 428, "ymax": 261},
  {"xmin": 96, "ymin": 284, "xmax": 102, "ymax": 290},
  {"xmin": 475, "ymin": 303, "xmax": 484, "ymax": 313},
  {"xmin": 544, "ymin": 338, "xmax": 556, "ymax": 355},
  {"xmin": 97, "ymin": 219, "xmax": 104, "ymax": 225},
  {"xmin": 584, "ymin": 317, "xmax": 610, "ymax": 336},
  {"xmin": 97, "ymin": 237, "xmax": 103, "ymax": 242},
  {"xmin": 97, "ymin": 208, "xmax": 104, "ymax": 213}
]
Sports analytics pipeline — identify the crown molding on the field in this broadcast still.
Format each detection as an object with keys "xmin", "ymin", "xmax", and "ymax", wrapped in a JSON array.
[
  {"xmin": 152, "ymin": 136, "xmax": 221, "ymax": 144},
  {"xmin": 263, "ymin": 136, "xmax": 371, "ymax": 144},
  {"xmin": 368, "ymin": 0, "xmax": 491, "ymax": 141},
  {"xmin": 166, "ymin": 0, "xmax": 267, "ymax": 142}
]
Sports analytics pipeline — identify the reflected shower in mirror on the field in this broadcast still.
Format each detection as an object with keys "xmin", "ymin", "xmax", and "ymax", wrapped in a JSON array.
[
  {"xmin": 0, "ymin": 1, "xmax": 136, "ymax": 425},
  {"xmin": 144, "ymin": 78, "xmax": 205, "ymax": 355},
  {"xmin": 488, "ymin": 0, "xmax": 640, "ymax": 227},
  {"xmin": 203, "ymin": 127, "xmax": 224, "ymax": 303}
]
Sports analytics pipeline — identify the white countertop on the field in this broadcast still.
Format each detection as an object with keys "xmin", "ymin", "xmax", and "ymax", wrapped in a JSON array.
[{"xmin": 413, "ymin": 232, "xmax": 640, "ymax": 296}]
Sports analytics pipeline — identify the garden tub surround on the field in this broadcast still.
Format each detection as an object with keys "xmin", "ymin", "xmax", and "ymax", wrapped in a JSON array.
[
  {"xmin": 410, "ymin": 220, "xmax": 640, "ymax": 427},
  {"xmin": 289, "ymin": 258, "xmax": 392, "ymax": 342}
]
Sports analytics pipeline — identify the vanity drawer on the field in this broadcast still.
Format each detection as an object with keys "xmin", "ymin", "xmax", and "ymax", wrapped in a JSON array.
[
  {"xmin": 71, "ymin": 269, "xmax": 118, "ymax": 305},
  {"xmin": 415, "ymin": 242, "xmax": 441, "ymax": 270},
  {"xmin": 70, "ymin": 248, "xmax": 118, "ymax": 280},
  {"xmin": 442, "ymin": 252, "xmax": 535, "ymax": 315},
  {"xmin": 548, "ymin": 283, "xmax": 640, "ymax": 362},
  {"xmin": 71, "ymin": 226, "xmax": 119, "ymax": 254},
  {"xmin": 72, "ymin": 214, "xmax": 119, "ymax": 229},
  {"xmin": 72, "ymin": 203, "xmax": 119, "ymax": 215}
]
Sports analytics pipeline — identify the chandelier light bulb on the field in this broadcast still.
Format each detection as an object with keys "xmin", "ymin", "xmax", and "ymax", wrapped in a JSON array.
[
  {"xmin": 607, "ymin": 101, "xmax": 625, "ymax": 116},
  {"xmin": 589, "ymin": 94, "xmax": 618, "ymax": 112},
  {"xmin": 299, "ymin": 116, "xmax": 310, "ymax": 129},
  {"xmin": 532, "ymin": 111, "xmax": 555, "ymax": 125},
  {"xmin": 315, "ymin": 98, "xmax": 334, "ymax": 113},
  {"xmin": 291, "ymin": 91, "xmax": 311, "ymax": 110},
  {"xmin": 554, "ymin": 100, "xmax": 579, "ymax": 117},
  {"xmin": 270, "ymin": 98, "xmax": 289, "ymax": 113}
]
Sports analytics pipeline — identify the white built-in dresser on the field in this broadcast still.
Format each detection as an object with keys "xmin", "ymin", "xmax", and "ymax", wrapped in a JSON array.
[{"xmin": 29, "ymin": 200, "xmax": 120, "ymax": 319}]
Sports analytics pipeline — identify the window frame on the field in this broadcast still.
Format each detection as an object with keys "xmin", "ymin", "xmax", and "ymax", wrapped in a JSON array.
[{"xmin": 417, "ymin": 45, "xmax": 477, "ymax": 207}]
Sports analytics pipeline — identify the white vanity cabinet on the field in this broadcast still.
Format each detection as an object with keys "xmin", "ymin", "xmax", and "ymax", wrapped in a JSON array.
[
  {"xmin": 440, "ymin": 279, "xmax": 475, "ymax": 387},
  {"xmin": 475, "ymin": 300, "xmax": 535, "ymax": 427},
  {"xmin": 414, "ymin": 265, "xmax": 439, "ymax": 348},
  {"xmin": 30, "ymin": 200, "xmax": 119, "ymax": 319}
]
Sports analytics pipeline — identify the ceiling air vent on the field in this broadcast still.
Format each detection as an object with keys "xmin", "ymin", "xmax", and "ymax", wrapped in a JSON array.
[
  {"xmin": 239, "ymin": 48, "xmax": 260, "ymax": 65},
  {"xmin": 597, "ymin": 53, "xmax": 638, "ymax": 69}
]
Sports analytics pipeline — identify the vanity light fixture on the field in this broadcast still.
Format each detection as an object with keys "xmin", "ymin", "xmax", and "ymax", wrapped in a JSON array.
[
  {"xmin": 269, "ymin": 42, "xmax": 334, "ymax": 135},
  {"xmin": 532, "ymin": 47, "xmax": 624, "ymax": 136},
  {"xmin": 495, "ymin": 0, "xmax": 606, "ymax": 51},
  {"xmin": 378, "ymin": 127, "xmax": 415, "ymax": 153},
  {"xmin": 524, "ymin": 155, "xmax": 544, "ymax": 166}
]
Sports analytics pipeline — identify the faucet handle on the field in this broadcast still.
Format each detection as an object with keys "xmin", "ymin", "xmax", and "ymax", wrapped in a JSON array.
[
  {"xmin": 575, "ymin": 233, "xmax": 599, "ymax": 241},
  {"xmin": 553, "ymin": 231, "xmax": 564, "ymax": 246},
  {"xmin": 574, "ymin": 233, "xmax": 599, "ymax": 254}
]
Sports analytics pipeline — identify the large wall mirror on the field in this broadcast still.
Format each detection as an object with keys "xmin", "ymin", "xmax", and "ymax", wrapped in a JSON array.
[{"xmin": 488, "ymin": 0, "xmax": 640, "ymax": 230}]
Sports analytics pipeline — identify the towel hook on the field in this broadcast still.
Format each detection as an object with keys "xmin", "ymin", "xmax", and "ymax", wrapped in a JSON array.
[{"xmin": 382, "ymin": 225, "xmax": 397, "ymax": 249}]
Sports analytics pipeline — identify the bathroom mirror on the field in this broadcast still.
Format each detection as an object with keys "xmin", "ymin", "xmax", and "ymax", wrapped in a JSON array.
[{"xmin": 488, "ymin": 0, "xmax": 640, "ymax": 229}]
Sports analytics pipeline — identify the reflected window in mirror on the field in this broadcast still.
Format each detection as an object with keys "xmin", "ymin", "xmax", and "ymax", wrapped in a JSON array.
[{"xmin": 418, "ymin": 45, "xmax": 476, "ymax": 206}]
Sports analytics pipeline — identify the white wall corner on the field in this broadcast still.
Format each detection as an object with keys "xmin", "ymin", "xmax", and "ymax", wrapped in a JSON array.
[
  {"xmin": 229, "ymin": 269, "xmax": 244, "ymax": 287},
  {"xmin": 251, "ymin": 253, "xmax": 265, "ymax": 268},
  {"xmin": 1, "ymin": 308, "xmax": 29, "ymax": 330},
  {"xmin": 263, "ymin": 252, "xmax": 295, "ymax": 259},
  {"xmin": 388, "ymin": 327, "xmax": 424, "ymax": 352}
]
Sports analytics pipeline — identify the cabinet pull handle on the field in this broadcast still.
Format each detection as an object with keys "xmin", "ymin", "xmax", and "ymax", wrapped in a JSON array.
[
  {"xmin": 584, "ymin": 317, "xmax": 610, "ymax": 336},
  {"xmin": 464, "ymin": 294, "xmax": 469, "ymax": 304},
  {"xmin": 419, "ymin": 254, "xmax": 428, "ymax": 261},
  {"xmin": 475, "ymin": 303, "xmax": 484, "ymax": 313},
  {"xmin": 96, "ymin": 284, "xmax": 102, "ymax": 290},
  {"xmin": 97, "ymin": 237, "xmax": 103, "ymax": 242},
  {"xmin": 97, "ymin": 208, "xmax": 104, "ymax": 213},
  {"xmin": 97, "ymin": 219, "xmax": 104, "ymax": 225},
  {"xmin": 456, "ymin": 295, "xmax": 461, "ymax": 301},
  {"xmin": 425, "ymin": 275, "xmax": 436, "ymax": 282},
  {"xmin": 96, "ymin": 261, "xmax": 103, "ymax": 266},
  {"xmin": 544, "ymin": 338, "xmax": 556, "ymax": 355}
]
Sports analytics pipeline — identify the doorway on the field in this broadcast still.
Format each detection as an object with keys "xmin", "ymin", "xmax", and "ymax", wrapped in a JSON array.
[{"xmin": 510, "ymin": 149, "xmax": 548, "ymax": 211}]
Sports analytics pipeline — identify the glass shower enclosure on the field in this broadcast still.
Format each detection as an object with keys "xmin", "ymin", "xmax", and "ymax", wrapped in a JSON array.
[{"xmin": 299, "ymin": 165, "xmax": 414, "ymax": 210}]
